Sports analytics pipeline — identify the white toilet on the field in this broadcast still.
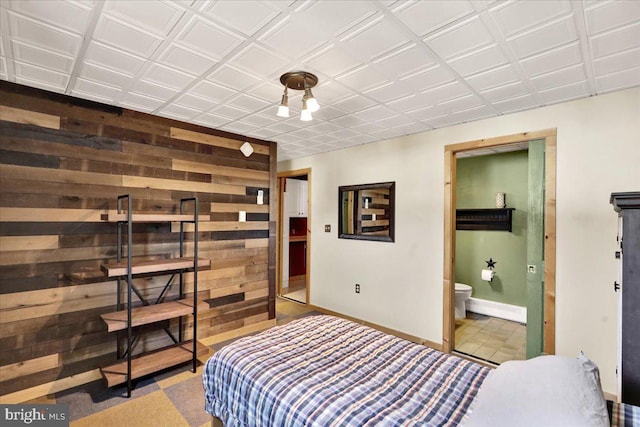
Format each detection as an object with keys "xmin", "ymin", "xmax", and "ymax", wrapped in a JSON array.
[{"xmin": 454, "ymin": 283, "xmax": 473, "ymax": 319}]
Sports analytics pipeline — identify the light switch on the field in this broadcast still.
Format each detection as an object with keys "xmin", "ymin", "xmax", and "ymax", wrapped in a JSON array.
[
  {"xmin": 325, "ymin": 224, "xmax": 331, "ymax": 232},
  {"xmin": 239, "ymin": 211, "xmax": 246, "ymax": 222},
  {"xmin": 257, "ymin": 190, "xmax": 264, "ymax": 205}
]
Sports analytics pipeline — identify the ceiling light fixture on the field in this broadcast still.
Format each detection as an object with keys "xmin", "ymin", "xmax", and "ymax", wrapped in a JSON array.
[{"xmin": 277, "ymin": 71, "xmax": 319, "ymax": 121}]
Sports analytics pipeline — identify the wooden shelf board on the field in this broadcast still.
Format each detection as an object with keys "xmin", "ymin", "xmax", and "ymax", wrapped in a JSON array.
[
  {"xmin": 100, "ymin": 300, "xmax": 210, "ymax": 332},
  {"xmin": 289, "ymin": 235, "xmax": 307, "ymax": 242},
  {"xmin": 101, "ymin": 257, "xmax": 211, "ymax": 277},
  {"xmin": 102, "ymin": 212, "xmax": 209, "ymax": 223},
  {"xmin": 100, "ymin": 341, "xmax": 209, "ymax": 387}
]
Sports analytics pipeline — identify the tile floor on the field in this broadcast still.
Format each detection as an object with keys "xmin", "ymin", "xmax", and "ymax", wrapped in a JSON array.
[
  {"xmin": 454, "ymin": 311, "xmax": 526, "ymax": 364},
  {"xmin": 27, "ymin": 298, "xmax": 318, "ymax": 426}
]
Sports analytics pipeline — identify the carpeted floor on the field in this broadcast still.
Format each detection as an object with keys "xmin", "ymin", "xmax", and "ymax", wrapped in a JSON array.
[{"xmin": 28, "ymin": 298, "xmax": 319, "ymax": 427}]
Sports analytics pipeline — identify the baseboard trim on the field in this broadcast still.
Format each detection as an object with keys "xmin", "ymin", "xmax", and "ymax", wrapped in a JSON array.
[
  {"xmin": 466, "ymin": 297, "xmax": 527, "ymax": 324},
  {"xmin": 310, "ymin": 305, "xmax": 442, "ymax": 351}
]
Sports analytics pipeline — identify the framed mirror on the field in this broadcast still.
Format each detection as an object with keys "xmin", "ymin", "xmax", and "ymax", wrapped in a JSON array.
[{"xmin": 338, "ymin": 181, "xmax": 395, "ymax": 242}]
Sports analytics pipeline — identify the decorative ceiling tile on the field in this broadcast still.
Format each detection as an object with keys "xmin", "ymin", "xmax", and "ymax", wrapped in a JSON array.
[
  {"xmin": 225, "ymin": 93, "xmax": 271, "ymax": 111},
  {"xmin": 80, "ymin": 62, "xmax": 135, "ymax": 89},
  {"xmin": 593, "ymin": 48, "xmax": 640, "ymax": 77},
  {"xmin": 354, "ymin": 104, "xmax": 397, "ymax": 121},
  {"xmin": 330, "ymin": 114, "xmax": 369, "ymax": 127},
  {"xmin": 259, "ymin": 16, "xmax": 331, "ymax": 60},
  {"xmin": 425, "ymin": 16, "xmax": 494, "ymax": 60},
  {"xmin": 9, "ymin": 0, "xmax": 93, "ymax": 34},
  {"xmin": 302, "ymin": 0, "xmax": 378, "ymax": 37},
  {"xmin": 304, "ymin": 44, "xmax": 364, "ymax": 78},
  {"xmin": 84, "ymin": 41, "xmax": 146, "ymax": 76},
  {"xmin": 11, "ymin": 40, "xmax": 75, "ymax": 73},
  {"xmin": 211, "ymin": 104, "xmax": 251, "ymax": 120},
  {"xmin": 341, "ymin": 17, "xmax": 410, "ymax": 61},
  {"xmin": 173, "ymin": 93, "xmax": 218, "ymax": 111},
  {"xmin": 14, "ymin": 61, "xmax": 68, "ymax": 88},
  {"xmin": 121, "ymin": 91, "xmax": 166, "ymax": 110},
  {"xmin": 399, "ymin": 65, "xmax": 456, "ymax": 92},
  {"xmin": 7, "ymin": 11, "xmax": 82, "ymax": 56},
  {"xmin": 373, "ymin": 44, "xmax": 436, "ymax": 79},
  {"xmin": 132, "ymin": 79, "xmax": 179, "ymax": 100},
  {"xmin": 143, "ymin": 63, "xmax": 195, "ymax": 90},
  {"xmin": 507, "ymin": 15, "xmax": 577, "ymax": 59},
  {"xmin": 530, "ymin": 64, "xmax": 587, "ymax": 91},
  {"xmin": 491, "ymin": 93, "xmax": 539, "ymax": 113},
  {"xmin": 595, "ymin": 67, "xmax": 640, "ymax": 93},
  {"xmin": 393, "ymin": 0, "xmax": 475, "ymax": 37},
  {"xmin": 520, "ymin": 42, "xmax": 583, "ymax": 77},
  {"xmin": 480, "ymin": 81, "xmax": 530, "ymax": 103},
  {"xmin": 74, "ymin": 77, "xmax": 121, "ymax": 100},
  {"xmin": 207, "ymin": 64, "xmax": 261, "ymax": 91},
  {"xmin": 1, "ymin": 0, "xmax": 639, "ymax": 161},
  {"xmin": 157, "ymin": 43, "xmax": 216, "ymax": 76},
  {"xmin": 190, "ymin": 80, "xmax": 236, "ymax": 102},
  {"xmin": 336, "ymin": 65, "xmax": 390, "ymax": 92},
  {"xmin": 193, "ymin": 112, "xmax": 232, "ymax": 128},
  {"xmin": 489, "ymin": 0, "xmax": 572, "ymax": 37},
  {"xmin": 332, "ymin": 94, "xmax": 377, "ymax": 113},
  {"xmin": 199, "ymin": 0, "xmax": 281, "ymax": 37},
  {"xmin": 228, "ymin": 45, "xmax": 287, "ymax": 78},
  {"xmin": 589, "ymin": 23, "xmax": 640, "ymax": 59},
  {"xmin": 584, "ymin": 0, "xmax": 640, "ymax": 35},
  {"xmin": 364, "ymin": 81, "xmax": 415, "ymax": 103},
  {"xmin": 465, "ymin": 64, "xmax": 519, "ymax": 92},
  {"xmin": 175, "ymin": 15, "xmax": 244, "ymax": 60},
  {"xmin": 104, "ymin": 0, "xmax": 186, "ymax": 36},
  {"xmin": 93, "ymin": 15, "xmax": 164, "ymax": 57},
  {"xmin": 539, "ymin": 80, "xmax": 589, "ymax": 104},
  {"xmin": 448, "ymin": 43, "xmax": 509, "ymax": 77}
]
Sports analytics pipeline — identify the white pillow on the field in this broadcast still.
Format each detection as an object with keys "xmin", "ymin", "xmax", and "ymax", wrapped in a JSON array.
[{"xmin": 464, "ymin": 353, "xmax": 609, "ymax": 427}]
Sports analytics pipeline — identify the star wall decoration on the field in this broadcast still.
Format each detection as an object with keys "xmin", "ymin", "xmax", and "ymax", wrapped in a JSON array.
[{"xmin": 485, "ymin": 258, "xmax": 497, "ymax": 269}]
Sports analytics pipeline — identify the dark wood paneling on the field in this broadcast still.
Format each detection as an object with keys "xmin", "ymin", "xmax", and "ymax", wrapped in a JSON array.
[{"xmin": 0, "ymin": 81, "xmax": 276, "ymax": 398}]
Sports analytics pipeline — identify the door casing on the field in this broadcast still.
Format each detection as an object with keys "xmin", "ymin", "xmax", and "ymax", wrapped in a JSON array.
[
  {"xmin": 277, "ymin": 168, "xmax": 311, "ymax": 304},
  {"xmin": 442, "ymin": 130, "xmax": 557, "ymax": 355}
]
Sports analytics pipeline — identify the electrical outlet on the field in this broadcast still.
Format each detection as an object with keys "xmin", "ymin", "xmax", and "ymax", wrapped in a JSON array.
[
  {"xmin": 355, "ymin": 283, "xmax": 360, "ymax": 294},
  {"xmin": 325, "ymin": 224, "xmax": 331, "ymax": 232}
]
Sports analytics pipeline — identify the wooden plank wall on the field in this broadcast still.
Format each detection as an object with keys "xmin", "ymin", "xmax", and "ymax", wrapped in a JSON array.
[{"xmin": 0, "ymin": 81, "xmax": 277, "ymax": 398}]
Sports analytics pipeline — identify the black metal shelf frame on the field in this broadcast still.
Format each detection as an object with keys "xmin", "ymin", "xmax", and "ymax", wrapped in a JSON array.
[{"xmin": 113, "ymin": 194, "xmax": 200, "ymax": 397}]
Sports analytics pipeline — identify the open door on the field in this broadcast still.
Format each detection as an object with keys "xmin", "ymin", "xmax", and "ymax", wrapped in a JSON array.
[
  {"xmin": 443, "ymin": 129, "xmax": 556, "ymax": 356},
  {"xmin": 526, "ymin": 139, "xmax": 545, "ymax": 358},
  {"xmin": 277, "ymin": 168, "xmax": 311, "ymax": 305}
]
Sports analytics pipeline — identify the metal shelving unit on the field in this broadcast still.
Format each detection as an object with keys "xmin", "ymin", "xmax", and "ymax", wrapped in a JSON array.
[{"xmin": 99, "ymin": 194, "xmax": 210, "ymax": 397}]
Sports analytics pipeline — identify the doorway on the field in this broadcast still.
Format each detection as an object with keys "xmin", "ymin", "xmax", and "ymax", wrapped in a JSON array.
[
  {"xmin": 277, "ymin": 168, "xmax": 311, "ymax": 305},
  {"xmin": 442, "ymin": 130, "xmax": 557, "ymax": 358}
]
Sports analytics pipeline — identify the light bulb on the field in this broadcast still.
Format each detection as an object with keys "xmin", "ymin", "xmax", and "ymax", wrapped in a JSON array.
[
  {"xmin": 306, "ymin": 97, "xmax": 319, "ymax": 112},
  {"xmin": 277, "ymin": 105, "xmax": 289, "ymax": 118},
  {"xmin": 304, "ymin": 87, "xmax": 319, "ymax": 112},
  {"xmin": 300, "ymin": 108, "xmax": 312, "ymax": 121}
]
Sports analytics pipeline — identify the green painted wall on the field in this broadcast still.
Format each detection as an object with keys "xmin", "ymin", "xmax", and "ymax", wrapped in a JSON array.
[{"xmin": 455, "ymin": 150, "xmax": 528, "ymax": 307}]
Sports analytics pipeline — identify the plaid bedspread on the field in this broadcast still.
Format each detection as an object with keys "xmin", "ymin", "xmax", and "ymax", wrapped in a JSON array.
[
  {"xmin": 203, "ymin": 315, "xmax": 490, "ymax": 427},
  {"xmin": 610, "ymin": 400, "xmax": 640, "ymax": 427}
]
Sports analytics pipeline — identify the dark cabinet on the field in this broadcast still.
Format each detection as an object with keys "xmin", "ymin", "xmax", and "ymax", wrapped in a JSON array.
[
  {"xmin": 289, "ymin": 217, "xmax": 307, "ymax": 278},
  {"xmin": 611, "ymin": 191, "xmax": 640, "ymax": 406}
]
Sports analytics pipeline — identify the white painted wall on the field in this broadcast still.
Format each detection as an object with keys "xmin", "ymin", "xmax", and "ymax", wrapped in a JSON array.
[{"xmin": 277, "ymin": 87, "xmax": 640, "ymax": 395}]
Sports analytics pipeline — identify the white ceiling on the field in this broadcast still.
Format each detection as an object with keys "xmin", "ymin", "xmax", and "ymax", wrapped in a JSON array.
[{"xmin": 1, "ymin": 0, "xmax": 639, "ymax": 161}]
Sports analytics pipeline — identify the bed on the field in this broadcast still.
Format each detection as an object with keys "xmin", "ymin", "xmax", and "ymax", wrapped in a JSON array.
[{"xmin": 203, "ymin": 315, "xmax": 617, "ymax": 426}]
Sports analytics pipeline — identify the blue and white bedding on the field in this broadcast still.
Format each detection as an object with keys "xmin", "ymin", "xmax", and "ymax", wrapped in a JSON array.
[{"xmin": 203, "ymin": 315, "xmax": 489, "ymax": 427}]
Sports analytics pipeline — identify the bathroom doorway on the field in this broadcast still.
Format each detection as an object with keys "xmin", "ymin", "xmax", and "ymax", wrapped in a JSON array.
[
  {"xmin": 277, "ymin": 168, "xmax": 311, "ymax": 305},
  {"xmin": 442, "ymin": 130, "xmax": 557, "ymax": 361}
]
